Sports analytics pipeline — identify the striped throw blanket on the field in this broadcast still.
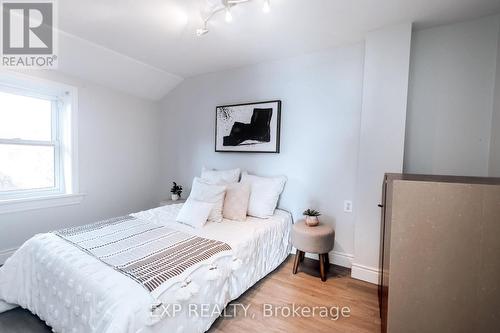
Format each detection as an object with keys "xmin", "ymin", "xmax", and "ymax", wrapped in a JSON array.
[{"xmin": 54, "ymin": 216, "xmax": 231, "ymax": 293}]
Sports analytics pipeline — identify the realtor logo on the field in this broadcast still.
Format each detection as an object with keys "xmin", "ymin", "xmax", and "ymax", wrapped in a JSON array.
[{"xmin": 1, "ymin": 0, "xmax": 58, "ymax": 68}]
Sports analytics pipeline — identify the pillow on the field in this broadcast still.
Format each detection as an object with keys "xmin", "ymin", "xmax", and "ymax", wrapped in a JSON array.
[
  {"xmin": 241, "ymin": 172, "xmax": 287, "ymax": 218},
  {"xmin": 223, "ymin": 182, "xmax": 251, "ymax": 221},
  {"xmin": 189, "ymin": 177, "xmax": 226, "ymax": 222},
  {"xmin": 201, "ymin": 167, "xmax": 241, "ymax": 184},
  {"xmin": 176, "ymin": 198, "xmax": 214, "ymax": 228}
]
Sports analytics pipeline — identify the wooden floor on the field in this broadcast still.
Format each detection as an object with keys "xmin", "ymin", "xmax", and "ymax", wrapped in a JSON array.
[
  {"xmin": 210, "ymin": 255, "xmax": 380, "ymax": 333},
  {"xmin": 0, "ymin": 255, "xmax": 380, "ymax": 333}
]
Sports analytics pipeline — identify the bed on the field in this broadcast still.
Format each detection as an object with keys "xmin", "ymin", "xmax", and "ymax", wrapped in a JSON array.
[{"xmin": 0, "ymin": 204, "xmax": 292, "ymax": 333}]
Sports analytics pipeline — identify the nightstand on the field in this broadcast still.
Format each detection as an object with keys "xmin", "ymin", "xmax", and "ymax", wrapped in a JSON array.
[{"xmin": 159, "ymin": 198, "xmax": 186, "ymax": 207}]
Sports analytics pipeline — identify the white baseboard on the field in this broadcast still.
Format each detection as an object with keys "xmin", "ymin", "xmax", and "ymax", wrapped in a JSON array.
[
  {"xmin": 351, "ymin": 263, "xmax": 380, "ymax": 284},
  {"xmin": 291, "ymin": 247, "xmax": 354, "ymax": 269},
  {"xmin": 330, "ymin": 251, "xmax": 354, "ymax": 268},
  {"xmin": 0, "ymin": 248, "xmax": 17, "ymax": 265}
]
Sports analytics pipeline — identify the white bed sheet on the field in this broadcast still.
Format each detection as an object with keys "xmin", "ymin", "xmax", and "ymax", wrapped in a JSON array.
[{"xmin": 0, "ymin": 204, "xmax": 292, "ymax": 333}]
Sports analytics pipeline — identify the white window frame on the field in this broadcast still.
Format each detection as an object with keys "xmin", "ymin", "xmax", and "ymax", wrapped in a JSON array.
[{"xmin": 0, "ymin": 72, "xmax": 83, "ymax": 214}]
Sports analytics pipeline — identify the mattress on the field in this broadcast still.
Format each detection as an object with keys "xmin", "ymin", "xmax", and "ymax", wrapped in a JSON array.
[{"xmin": 0, "ymin": 204, "xmax": 292, "ymax": 333}]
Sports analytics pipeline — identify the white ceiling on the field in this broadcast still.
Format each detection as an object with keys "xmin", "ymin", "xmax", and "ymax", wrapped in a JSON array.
[
  {"xmin": 47, "ymin": 0, "xmax": 500, "ymax": 100},
  {"xmin": 59, "ymin": 0, "xmax": 500, "ymax": 79}
]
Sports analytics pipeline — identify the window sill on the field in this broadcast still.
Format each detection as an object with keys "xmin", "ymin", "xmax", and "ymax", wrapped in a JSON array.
[{"xmin": 0, "ymin": 193, "xmax": 86, "ymax": 214}]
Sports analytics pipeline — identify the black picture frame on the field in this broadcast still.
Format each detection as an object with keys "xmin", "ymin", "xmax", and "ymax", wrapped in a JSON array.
[{"xmin": 215, "ymin": 100, "xmax": 281, "ymax": 153}]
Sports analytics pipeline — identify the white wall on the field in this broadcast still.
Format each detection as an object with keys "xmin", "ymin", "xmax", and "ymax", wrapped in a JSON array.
[
  {"xmin": 490, "ymin": 21, "xmax": 500, "ymax": 177},
  {"xmin": 352, "ymin": 23, "xmax": 413, "ymax": 283},
  {"xmin": 405, "ymin": 15, "xmax": 500, "ymax": 177},
  {"xmin": 0, "ymin": 71, "xmax": 162, "ymax": 262},
  {"xmin": 159, "ymin": 44, "xmax": 366, "ymax": 267}
]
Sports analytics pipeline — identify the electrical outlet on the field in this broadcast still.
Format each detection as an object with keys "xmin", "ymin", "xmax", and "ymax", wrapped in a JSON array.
[{"xmin": 344, "ymin": 200, "xmax": 353, "ymax": 213}]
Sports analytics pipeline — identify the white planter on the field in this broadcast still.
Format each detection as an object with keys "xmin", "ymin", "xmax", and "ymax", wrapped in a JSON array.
[
  {"xmin": 171, "ymin": 194, "xmax": 180, "ymax": 201},
  {"xmin": 305, "ymin": 216, "xmax": 319, "ymax": 227}
]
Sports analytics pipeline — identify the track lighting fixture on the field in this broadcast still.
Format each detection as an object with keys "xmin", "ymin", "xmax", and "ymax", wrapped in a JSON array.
[{"xmin": 197, "ymin": 0, "xmax": 271, "ymax": 36}]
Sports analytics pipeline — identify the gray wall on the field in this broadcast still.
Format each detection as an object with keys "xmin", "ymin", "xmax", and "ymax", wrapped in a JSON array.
[
  {"xmin": 405, "ymin": 15, "xmax": 500, "ymax": 177},
  {"xmin": 490, "ymin": 24, "xmax": 500, "ymax": 177},
  {"xmin": 0, "ymin": 71, "xmax": 161, "ymax": 261},
  {"xmin": 159, "ymin": 44, "xmax": 366, "ymax": 266}
]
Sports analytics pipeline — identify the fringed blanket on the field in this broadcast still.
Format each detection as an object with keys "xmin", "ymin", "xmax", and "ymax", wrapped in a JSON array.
[{"xmin": 54, "ymin": 216, "xmax": 232, "ymax": 293}]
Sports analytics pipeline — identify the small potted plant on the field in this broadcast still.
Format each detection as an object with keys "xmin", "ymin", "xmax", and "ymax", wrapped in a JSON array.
[
  {"xmin": 303, "ymin": 209, "xmax": 321, "ymax": 227},
  {"xmin": 170, "ymin": 182, "xmax": 183, "ymax": 201}
]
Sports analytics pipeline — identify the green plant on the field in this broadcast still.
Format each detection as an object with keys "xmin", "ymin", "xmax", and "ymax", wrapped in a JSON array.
[
  {"xmin": 170, "ymin": 182, "xmax": 183, "ymax": 196},
  {"xmin": 303, "ymin": 209, "xmax": 321, "ymax": 217}
]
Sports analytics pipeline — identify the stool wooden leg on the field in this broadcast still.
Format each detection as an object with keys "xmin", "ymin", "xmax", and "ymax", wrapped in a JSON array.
[
  {"xmin": 319, "ymin": 253, "xmax": 326, "ymax": 282},
  {"xmin": 324, "ymin": 253, "xmax": 330, "ymax": 272},
  {"xmin": 293, "ymin": 251, "xmax": 302, "ymax": 274},
  {"xmin": 299, "ymin": 251, "xmax": 305, "ymax": 262}
]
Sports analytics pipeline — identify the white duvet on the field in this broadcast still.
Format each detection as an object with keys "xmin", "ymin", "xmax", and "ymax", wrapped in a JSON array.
[{"xmin": 0, "ymin": 204, "xmax": 292, "ymax": 333}]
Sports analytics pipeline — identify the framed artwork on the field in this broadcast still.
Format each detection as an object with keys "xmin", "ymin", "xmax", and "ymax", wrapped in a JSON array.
[{"xmin": 215, "ymin": 100, "xmax": 281, "ymax": 153}]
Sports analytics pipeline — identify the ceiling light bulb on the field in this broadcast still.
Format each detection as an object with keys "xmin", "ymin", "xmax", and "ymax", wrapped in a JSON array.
[
  {"xmin": 263, "ymin": 0, "xmax": 270, "ymax": 13},
  {"xmin": 196, "ymin": 28, "xmax": 209, "ymax": 36},
  {"xmin": 225, "ymin": 7, "xmax": 233, "ymax": 22}
]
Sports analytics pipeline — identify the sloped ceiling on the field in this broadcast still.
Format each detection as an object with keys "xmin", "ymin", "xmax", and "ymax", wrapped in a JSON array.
[{"xmin": 56, "ymin": 32, "xmax": 183, "ymax": 101}]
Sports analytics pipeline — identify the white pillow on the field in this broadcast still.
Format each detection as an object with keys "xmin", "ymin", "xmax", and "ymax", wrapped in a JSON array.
[
  {"xmin": 223, "ymin": 182, "xmax": 251, "ymax": 221},
  {"xmin": 189, "ymin": 177, "xmax": 226, "ymax": 223},
  {"xmin": 176, "ymin": 198, "xmax": 214, "ymax": 228},
  {"xmin": 241, "ymin": 172, "xmax": 287, "ymax": 218},
  {"xmin": 201, "ymin": 167, "xmax": 241, "ymax": 184}
]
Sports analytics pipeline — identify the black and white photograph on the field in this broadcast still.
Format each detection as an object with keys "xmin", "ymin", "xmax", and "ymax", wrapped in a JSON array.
[{"xmin": 215, "ymin": 100, "xmax": 281, "ymax": 153}]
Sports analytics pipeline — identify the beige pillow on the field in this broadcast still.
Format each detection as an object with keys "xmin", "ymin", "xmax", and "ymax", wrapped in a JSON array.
[{"xmin": 223, "ymin": 182, "xmax": 250, "ymax": 221}]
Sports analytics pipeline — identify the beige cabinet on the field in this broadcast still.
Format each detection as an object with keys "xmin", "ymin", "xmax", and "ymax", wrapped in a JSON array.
[{"xmin": 379, "ymin": 174, "xmax": 500, "ymax": 333}]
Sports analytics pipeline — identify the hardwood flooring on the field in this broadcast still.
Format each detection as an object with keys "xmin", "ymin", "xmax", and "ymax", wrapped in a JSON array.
[
  {"xmin": 209, "ymin": 255, "xmax": 380, "ymax": 333},
  {"xmin": 0, "ymin": 255, "xmax": 380, "ymax": 333}
]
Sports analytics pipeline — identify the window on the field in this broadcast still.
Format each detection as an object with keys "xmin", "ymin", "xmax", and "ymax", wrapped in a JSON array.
[
  {"xmin": 0, "ymin": 74, "xmax": 81, "ymax": 213},
  {"xmin": 0, "ymin": 90, "xmax": 61, "ymax": 195}
]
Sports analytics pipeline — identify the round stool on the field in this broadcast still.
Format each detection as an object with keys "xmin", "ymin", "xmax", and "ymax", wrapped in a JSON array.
[{"xmin": 292, "ymin": 220, "xmax": 335, "ymax": 281}]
